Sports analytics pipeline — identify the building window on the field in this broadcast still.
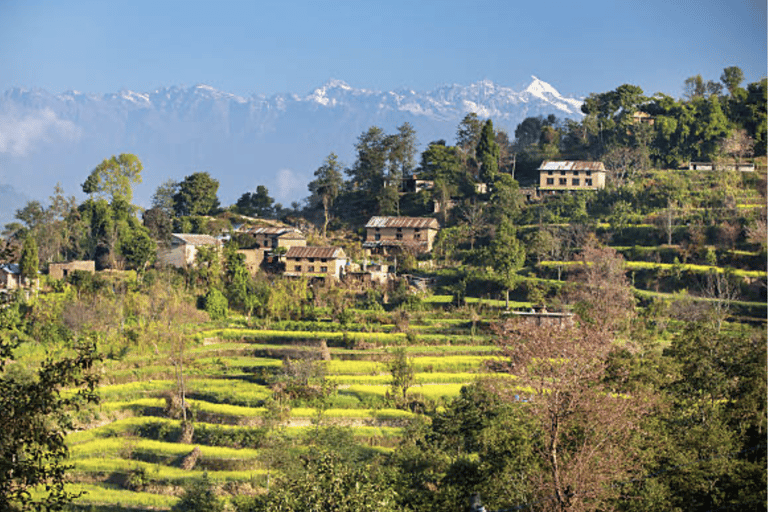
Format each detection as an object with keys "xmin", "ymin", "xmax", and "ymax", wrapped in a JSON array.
[
  {"xmin": 586, "ymin": 170, "xmax": 592, "ymax": 176},
  {"xmin": 547, "ymin": 170, "xmax": 553, "ymax": 176},
  {"xmin": 546, "ymin": 178, "xmax": 554, "ymax": 185},
  {"xmin": 396, "ymin": 233, "xmax": 403, "ymax": 240},
  {"xmin": 572, "ymin": 178, "xmax": 580, "ymax": 186},
  {"xmin": 320, "ymin": 266, "xmax": 328, "ymax": 272},
  {"xmin": 415, "ymin": 234, "xmax": 421, "ymax": 240},
  {"xmin": 560, "ymin": 170, "xmax": 566, "ymax": 176},
  {"xmin": 308, "ymin": 266, "xmax": 315, "ymax": 272},
  {"xmin": 585, "ymin": 178, "xmax": 593, "ymax": 186},
  {"xmin": 559, "ymin": 178, "xmax": 567, "ymax": 185},
  {"xmin": 321, "ymin": 258, "xmax": 327, "ymax": 263},
  {"xmin": 375, "ymin": 233, "xmax": 381, "ymax": 241},
  {"xmin": 573, "ymin": 171, "xmax": 579, "ymax": 176},
  {"xmin": 294, "ymin": 265, "xmax": 301, "ymax": 272},
  {"xmin": 264, "ymin": 240, "xmax": 270, "ymax": 247},
  {"xmin": 397, "ymin": 227, "xmax": 402, "ymax": 232},
  {"xmin": 309, "ymin": 258, "xmax": 315, "ymax": 263}
]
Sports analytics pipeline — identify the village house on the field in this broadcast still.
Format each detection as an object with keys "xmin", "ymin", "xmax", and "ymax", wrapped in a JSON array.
[
  {"xmin": 49, "ymin": 260, "xmax": 96, "ymax": 279},
  {"xmin": 282, "ymin": 246, "xmax": 347, "ymax": 280},
  {"xmin": 538, "ymin": 161, "xmax": 607, "ymax": 194},
  {"xmin": 247, "ymin": 227, "xmax": 307, "ymax": 250},
  {"xmin": 363, "ymin": 216, "xmax": 440, "ymax": 254},
  {"xmin": 0, "ymin": 263, "xmax": 22, "ymax": 290},
  {"xmin": 158, "ymin": 233, "xmax": 222, "ymax": 268}
]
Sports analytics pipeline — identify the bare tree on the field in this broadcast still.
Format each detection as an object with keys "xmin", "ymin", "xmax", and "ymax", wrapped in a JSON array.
[
  {"xmin": 565, "ymin": 238, "xmax": 635, "ymax": 335},
  {"xmin": 493, "ymin": 320, "xmax": 649, "ymax": 512}
]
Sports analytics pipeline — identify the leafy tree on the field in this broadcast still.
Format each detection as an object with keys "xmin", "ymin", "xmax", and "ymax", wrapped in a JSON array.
[
  {"xmin": 249, "ymin": 451, "xmax": 398, "ymax": 512},
  {"xmin": 15, "ymin": 201, "xmax": 47, "ymax": 231},
  {"xmin": 151, "ymin": 179, "xmax": 179, "ymax": 217},
  {"xmin": 173, "ymin": 172, "xmax": 220, "ymax": 217},
  {"xmin": 81, "ymin": 153, "xmax": 143, "ymax": 203},
  {"xmin": 308, "ymin": 153, "xmax": 344, "ymax": 237},
  {"xmin": 720, "ymin": 66, "xmax": 744, "ymax": 96},
  {"xmin": 172, "ymin": 473, "xmax": 224, "ymax": 512},
  {"xmin": 204, "ymin": 288, "xmax": 228, "ymax": 321},
  {"xmin": 19, "ymin": 235, "xmax": 38, "ymax": 283},
  {"xmin": 143, "ymin": 206, "xmax": 173, "ymax": 243},
  {"xmin": 235, "ymin": 185, "xmax": 275, "ymax": 218},
  {"xmin": 0, "ymin": 302, "xmax": 99, "ymax": 511},
  {"xmin": 386, "ymin": 122, "xmax": 418, "ymax": 179},
  {"xmin": 456, "ymin": 112, "xmax": 484, "ymax": 157},
  {"xmin": 487, "ymin": 219, "xmax": 525, "ymax": 308},
  {"xmin": 476, "ymin": 119, "xmax": 500, "ymax": 182},
  {"xmin": 119, "ymin": 227, "xmax": 156, "ymax": 272},
  {"xmin": 388, "ymin": 347, "xmax": 415, "ymax": 401},
  {"xmin": 346, "ymin": 126, "xmax": 388, "ymax": 193}
]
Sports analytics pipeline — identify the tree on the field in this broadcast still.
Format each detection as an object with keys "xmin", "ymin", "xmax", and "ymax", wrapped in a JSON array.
[
  {"xmin": 487, "ymin": 219, "xmax": 525, "ymax": 309},
  {"xmin": 143, "ymin": 206, "xmax": 173, "ymax": 243},
  {"xmin": 720, "ymin": 66, "xmax": 744, "ymax": 96},
  {"xmin": 388, "ymin": 347, "xmax": 415, "ymax": 401},
  {"xmin": 152, "ymin": 179, "xmax": 179, "ymax": 217},
  {"xmin": 308, "ymin": 153, "xmax": 344, "ymax": 238},
  {"xmin": 495, "ymin": 320, "xmax": 649, "ymax": 512},
  {"xmin": 386, "ymin": 122, "xmax": 418, "ymax": 179},
  {"xmin": 476, "ymin": 119, "xmax": 500, "ymax": 183},
  {"xmin": 119, "ymin": 227, "xmax": 156, "ymax": 272},
  {"xmin": 235, "ymin": 185, "xmax": 275, "ymax": 218},
  {"xmin": 173, "ymin": 172, "xmax": 220, "ymax": 217},
  {"xmin": 0, "ymin": 300, "xmax": 99, "ymax": 511},
  {"xmin": 346, "ymin": 126, "xmax": 388, "ymax": 193},
  {"xmin": 565, "ymin": 238, "xmax": 635, "ymax": 335},
  {"xmin": 19, "ymin": 235, "xmax": 38, "ymax": 284},
  {"xmin": 172, "ymin": 473, "xmax": 224, "ymax": 512},
  {"xmin": 81, "ymin": 153, "xmax": 143, "ymax": 203}
]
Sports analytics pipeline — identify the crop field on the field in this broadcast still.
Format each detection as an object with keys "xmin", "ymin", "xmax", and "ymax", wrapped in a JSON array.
[{"xmin": 60, "ymin": 305, "xmax": 505, "ymax": 510}]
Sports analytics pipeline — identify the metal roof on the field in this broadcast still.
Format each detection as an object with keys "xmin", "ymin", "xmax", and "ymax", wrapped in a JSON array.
[
  {"xmin": 0, "ymin": 263, "xmax": 20, "ymax": 274},
  {"xmin": 537, "ymin": 161, "xmax": 606, "ymax": 172},
  {"xmin": 171, "ymin": 233, "xmax": 221, "ymax": 246},
  {"xmin": 285, "ymin": 246, "xmax": 346, "ymax": 259},
  {"xmin": 365, "ymin": 216, "xmax": 440, "ymax": 229},
  {"xmin": 248, "ymin": 227, "xmax": 300, "ymax": 236}
]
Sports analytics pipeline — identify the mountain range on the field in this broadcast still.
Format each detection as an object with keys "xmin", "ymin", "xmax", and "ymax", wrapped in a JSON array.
[{"xmin": 0, "ymin": 77, "xmax": 584, "ymax": 226}]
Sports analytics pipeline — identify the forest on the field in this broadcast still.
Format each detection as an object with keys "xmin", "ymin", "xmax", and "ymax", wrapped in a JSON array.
[{"xmin": 0, "ymin": 68, "xmax": 765, "ymax": 512}]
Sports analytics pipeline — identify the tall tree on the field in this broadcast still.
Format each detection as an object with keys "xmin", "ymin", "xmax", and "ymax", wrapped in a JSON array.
[
  {"xmin": 173, "ymin": 172, "xmax": 220, "ymax": 217},
  {"xmin": 346, "ymin": 126, "xmax": 388, "ymax": 193},
  {"xmin": 308, "ymin": 153, "xmax": 344, "ymax": 238},
  {"xmin": 151, "ymin": 179, "xmax": 179, "ymax": 217},
  {"xmin": 235, "ymin": 186, "xmax": 275, "ymax": 218},
  {"xmin": 476, "ymin": 119, "xmax": 500, "ymax": 183},
  {"xmin": 487, "ymin": 218, "xmax": 525, "ymax": 308},
  {"xmin": 19, "ymin": 235, "xmax": 38, "ymax": 283},
  {"xmin": 386, "ymin": 122, "xmax": 418, "ymax": 179},
  {"xmin": 720, "ymin": 66, "xmax": 744, "ymax": 96},
  {"xmin": 81, "ymin": 153, "xmax": 143, "ymax": 203}
]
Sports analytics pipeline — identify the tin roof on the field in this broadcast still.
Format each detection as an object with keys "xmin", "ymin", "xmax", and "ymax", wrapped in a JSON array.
[
  {"xmin": 537, "ymin": 161, "xmax": 606, "ymax": 172},
  {"xmin": 172, "ymin": 234, "xmax": 221, "ymax": 246},
  {"xmin": 365, "ymin": 216, "xmax": 440, "ymax": 229},
  {"xmin": 285, "ymin": 246, "xmax": 346, "ymax": 259},
  {"xmin": 249, "ymin": 227, "xmax": 300, "ymax": 236},
  {"xmin": 0, "ymin": 263, "xmax": 20, "ymax": 274}
]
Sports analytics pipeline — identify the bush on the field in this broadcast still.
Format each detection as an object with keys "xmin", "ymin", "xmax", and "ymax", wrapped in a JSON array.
[{"xmin": 204, "ymin": 289, "xmax": 228, "ymax": 320}]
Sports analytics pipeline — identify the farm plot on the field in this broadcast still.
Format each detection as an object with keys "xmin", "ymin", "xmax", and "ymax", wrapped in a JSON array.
[{"xmin": 63, "ymin": 310, "xmax": 502, "ymax": 510}]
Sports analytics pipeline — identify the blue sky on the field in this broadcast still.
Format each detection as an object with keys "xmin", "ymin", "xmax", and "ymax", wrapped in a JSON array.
[{"xmin": 0, "ymin": 0, "xmax": 765, "ymax": 98}]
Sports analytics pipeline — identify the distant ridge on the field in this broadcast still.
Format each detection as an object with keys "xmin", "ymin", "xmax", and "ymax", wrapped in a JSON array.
[{"xmin": 0, "ymin": 77, "xmax": 584, "ymax": 225}]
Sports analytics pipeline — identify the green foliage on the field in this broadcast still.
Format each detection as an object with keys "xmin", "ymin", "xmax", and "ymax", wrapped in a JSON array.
[
  {"xmin": 476, "ymin": 119, "xmax": 500, "ymax": 182},
  {"xmin": 204, "ymin": 288, "xmax": 228, "ymax": 320},
  {"xmin": 174, "ymin": 172, "xmax": 220, "ymax": 217},
  {"xmin": 82, "ymin": 153, "xmax": 143, "ymax": 203},
  {"xmin": 235, "ymin": 185, "xmax": 275, "ymax": 218},
  {"xmin": 388, "ymin": 347, "xmax": 415, "ymax": 401},
  {"xmin": 19, "ymin": 234, "xmax": 38, "ymax": 281},
  {"xmin": 172, "ymin": 473, "xmax": 224, "ymax": 512},
  {"xmin": 0, "ymin": 326, "xmax": 99, "ymax": 511}
]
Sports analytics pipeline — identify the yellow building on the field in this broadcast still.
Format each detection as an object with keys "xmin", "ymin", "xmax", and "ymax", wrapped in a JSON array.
[
  {"xmin": 283, "ymin": 246, "xmax": 347, "ymax": 280},
  {"xmin": 363, "ymin": 216, "xmax": 440, "ymax": 253},
  {"xmin": 538, "ymin": 161, "xmax": 606, "ymax": 194}
]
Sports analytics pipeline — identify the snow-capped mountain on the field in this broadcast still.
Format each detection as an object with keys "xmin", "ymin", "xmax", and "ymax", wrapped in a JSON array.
[{"xmin": 0, "ymin": 77, "xmax": 583, "ymax": 225}]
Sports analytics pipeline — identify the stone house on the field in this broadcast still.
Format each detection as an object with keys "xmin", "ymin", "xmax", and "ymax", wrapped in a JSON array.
[
  {"xmin": 0, "ymin": 263, "xmax": 22, "ymax": 290},
  {"xmin": 538, "ymin": 161, "xmax": 607, "ymax": 194},
  {"xmin": 283, "ymin": 246, "xmax": 347, "ymax": 280},
  {"xmin": 363, "ymin": 216, "xmax": 440, "ymax": 253},
  {"xmin": 49, "ymin": 260, "xmax": 96, "ymax": 279},
  {"xmin": 247, "ymin": 227, "xmax": 307, "ymax": 250},
  {"xmin": 158, "ymin": 233, "xmax": 222, "ymax": 268}
]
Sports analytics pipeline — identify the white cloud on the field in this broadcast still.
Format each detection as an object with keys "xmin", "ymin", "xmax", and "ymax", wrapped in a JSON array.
[{"xmin": 0, "ymin": 108, "xmax": 80, "ymax": 156}]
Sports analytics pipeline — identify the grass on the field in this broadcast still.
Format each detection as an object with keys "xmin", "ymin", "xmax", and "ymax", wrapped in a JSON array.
[{"xmin": 70, "ymin": 438, "xmax": 261, "ymax": 461}]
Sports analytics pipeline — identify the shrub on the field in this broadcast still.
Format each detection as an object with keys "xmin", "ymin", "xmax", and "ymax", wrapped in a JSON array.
[{"xmin": 204, "ymin": 289, "xmax": 228, "ymax": 320}]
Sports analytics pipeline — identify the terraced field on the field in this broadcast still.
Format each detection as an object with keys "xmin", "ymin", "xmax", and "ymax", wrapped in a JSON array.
[{"xmin": 64, "ymin": 309, "xmax": 506, "ymax": 510}]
